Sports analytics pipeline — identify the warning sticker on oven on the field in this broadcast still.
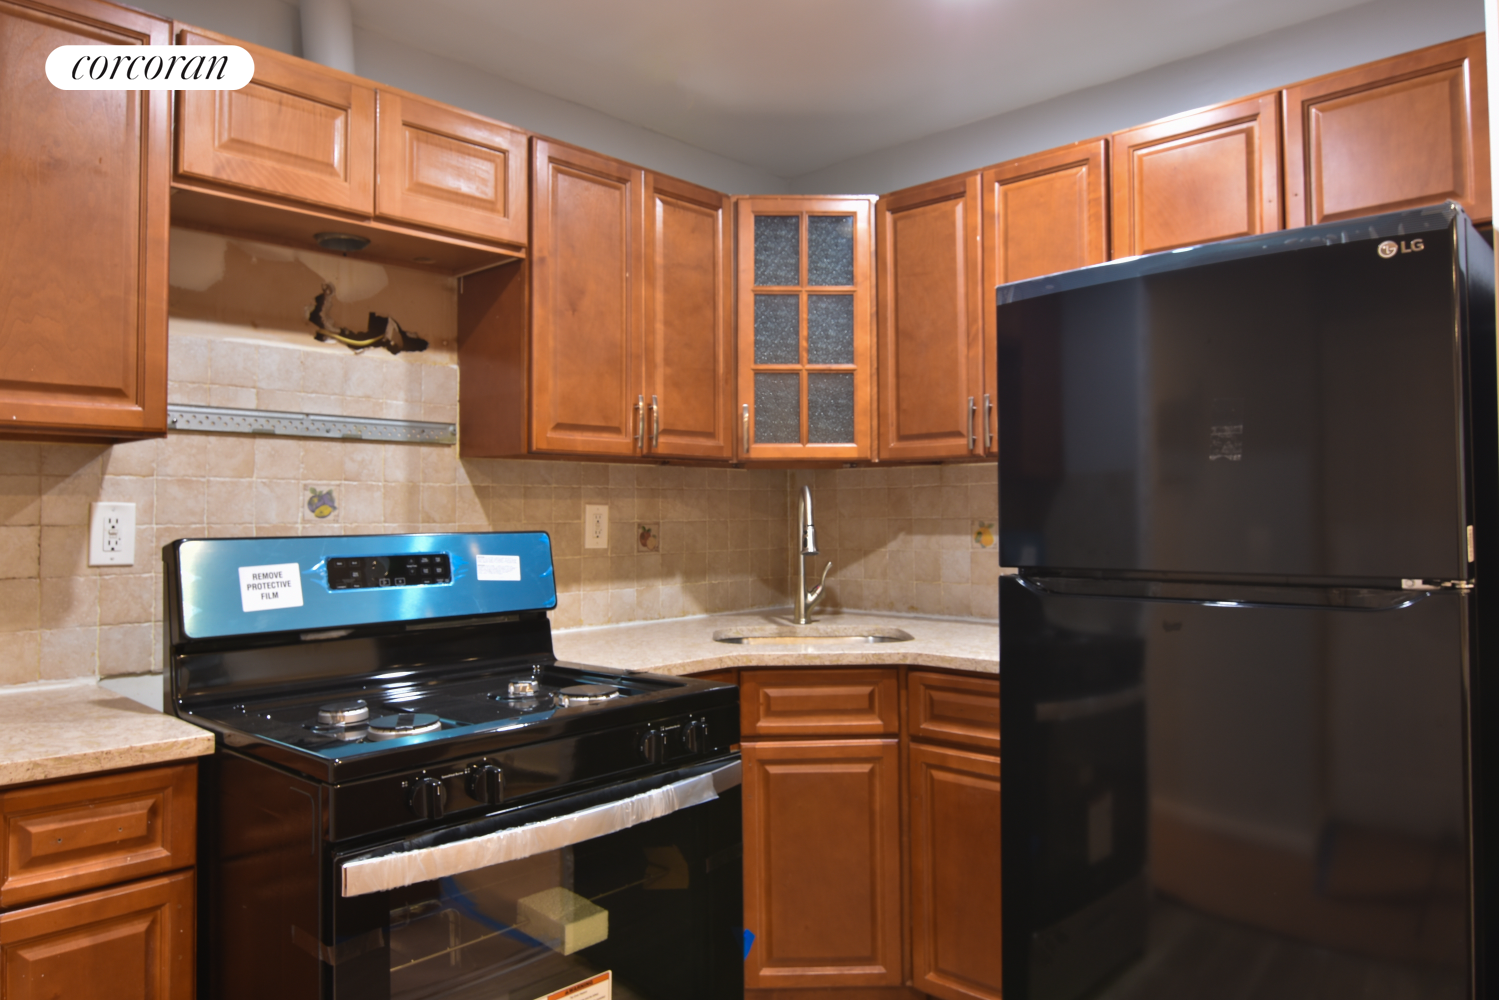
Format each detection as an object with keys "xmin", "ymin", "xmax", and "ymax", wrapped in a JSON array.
[
  {"xmin": 533, "ymin": 970, "xmax": 610, "ymax": 1000},
  {"xmin": 476, "ymin": 554, "xmax": 521, "ymax": 581},
  {"xmin": 237, "ymin": 563, "xmax": 304, "ymax": 612}
]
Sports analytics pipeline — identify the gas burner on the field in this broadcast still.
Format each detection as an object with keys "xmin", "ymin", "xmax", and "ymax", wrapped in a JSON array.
[
  {"xmin": 366, "ymin": 713, "xmax": 443, "ymax": 740},
  {"xmin": 310, "ymin": 723, "xmax": 369, "ymax": 742},
  {"xmin": 506, "ymin": 677, "xmax": 539, "ymax": 699},
  {"xmin": 317, "ymin": 699, "xmax": 369, "ymax": 725},
  {"xmin": 556, "ymin": 684, "xmax": 620, "ymax": 706}
]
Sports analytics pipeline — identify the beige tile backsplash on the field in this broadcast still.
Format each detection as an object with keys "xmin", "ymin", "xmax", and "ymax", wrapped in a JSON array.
[{"xmin": 0, "ymin": 233, "xmax": 996, "ymax": 686}]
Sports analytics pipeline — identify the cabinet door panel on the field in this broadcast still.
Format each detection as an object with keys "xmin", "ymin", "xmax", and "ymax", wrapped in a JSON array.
[
  {"xmin": 0, "ymin": 0, "xmax": 168, "ymax": 437},
  {"xmin": 1111, "ymin": 94, "xmax": 1280, "ymax": 258},
  {"xmin": 644, "ymin": 173, "xmax": 733, "ymax": 459},
  {"xmin": 0, "ymin": 869, "xmax": 193, "ymax": 1000},
  {"xmin": 375, "ymin": 91, "xmax": 527, "ymax": 245},
  {"xmin": 741, "ymin": 669, "xmax": 899, "ymax": 737},
  {"xmin": 909, "ymin": 670, "xmax": 1000, "ymax": 753},
  {"xmin": 1, "ymin": 762, "xmax": 196, "ymax": 908},
  {"xmin": 176, "ymin": 28, "xmax": 374, "ymax": 214},
  {"xmin": 876, "ymin": 175, "xmax": 984, "ymax": 462},
  {"xmin": 734, "ymin": 197, "xmax": 874, "ymax": 462},
  {"xmin": 1284, "ymin": 34, "xmax": 1489, "ymax": 226},
  {"xmin": 981, "ymin": 139, "xmax": 1107, "ymax": 457},
  {"xmin": 531, "ymin": 139, "xmax": 644, "ymax": 456},
  {"xmin": 909, "ymin": 744, "xmax": 1002, "ymax": 1000},
  {"xmin": 743, "ymin": 740, "xmax": 903, "ymax": 989}
]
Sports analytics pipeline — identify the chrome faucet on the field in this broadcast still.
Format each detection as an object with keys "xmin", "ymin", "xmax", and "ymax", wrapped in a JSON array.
[{"xmin": 795, "ymin": 485, "xmax": 832, "ymax": 625}]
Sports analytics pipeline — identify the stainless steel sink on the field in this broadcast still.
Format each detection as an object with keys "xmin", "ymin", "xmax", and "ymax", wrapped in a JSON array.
[{"xmin": 712, "ymin": 625, "xmax": 914, "ymax": 645}]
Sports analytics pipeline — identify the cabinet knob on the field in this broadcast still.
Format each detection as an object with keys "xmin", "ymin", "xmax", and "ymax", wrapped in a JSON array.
[{"xmin": 967, "ymin": 396, "xmax": 977, "ymax": 452}]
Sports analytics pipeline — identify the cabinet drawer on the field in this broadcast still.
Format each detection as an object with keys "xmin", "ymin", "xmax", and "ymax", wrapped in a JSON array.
[
  {"xmin": 1, "ymin": 762, "xmax": 196, "ymax": 909},
  {"xmin": 741, "ymin": 670, "xmax": 898, "ymax": 737},
  {"xmin": 0, "ymin": 869, "xmax": 193, "ymax": 1000},
  {"xmin": 908, "ymin": 671, "xmax": 999, "ymax": 752}
]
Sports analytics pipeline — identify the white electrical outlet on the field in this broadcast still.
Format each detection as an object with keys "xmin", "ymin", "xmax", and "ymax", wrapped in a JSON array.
[
  {"xmin": 89, "ymin": 502, "xmax": 136, "ymax": 566},
  {"xmin": 584, "ymin": 505, "xmax": 609, "ymax": 549}
]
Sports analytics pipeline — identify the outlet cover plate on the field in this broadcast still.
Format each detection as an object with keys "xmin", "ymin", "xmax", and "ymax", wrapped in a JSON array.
[
  {"xmin": 89, "ymin": 502, "xmax": 136, "ymax": 566},
  {"xmin": 585, "ymin": 505, "xmax": 608, "ymax": 549}
]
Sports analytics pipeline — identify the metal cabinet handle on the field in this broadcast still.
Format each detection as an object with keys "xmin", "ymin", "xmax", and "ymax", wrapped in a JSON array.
[
  {"xmin": 634, "ymin": 395, "xmax": 644, "ymax": 449},
  {"xmin": 650, "ymin": 395, "xmax": 660, "ymax": 449},
  {"xmin": 967, "ymin": 396, "xmax": 977, "ymax": 452},
  {"xmin": 984, "ymin": 393, "xmax": 994, "ymax": 451},
  {"xmin": 742, "ymin": 403, "xmax": 750, "ymax": 454}
]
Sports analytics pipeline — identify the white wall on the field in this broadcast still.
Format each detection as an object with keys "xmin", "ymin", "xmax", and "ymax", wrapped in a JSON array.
[
  {"xmin": 135, "ymin": 0, "xmax": 789, "ymax": 194},
  {"xmin": 789, "ymin": 0, "xmax": 1485, "ymax": 195},
  {"xmin": 134, "ymin": 0, "xmax": 1481, "ymax": 196}
]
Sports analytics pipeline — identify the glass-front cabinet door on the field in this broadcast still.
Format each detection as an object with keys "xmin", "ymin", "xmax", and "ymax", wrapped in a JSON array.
[{"xmin": 734, "ymin": 197, "xmax": 874, "ymax": 461}]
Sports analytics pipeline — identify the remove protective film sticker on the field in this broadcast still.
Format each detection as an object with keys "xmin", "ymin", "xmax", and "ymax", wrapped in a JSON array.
[
  {"xmin": 533, "ymin": 970, "xmax": 611, "ymax": 1000},
  {"xmin": 238, "ymin": 563, "xmax": 304, "ymax": 612},
  {"xmin": 476, "ymin": 553, "xmax": 521, "ymax": 581}
]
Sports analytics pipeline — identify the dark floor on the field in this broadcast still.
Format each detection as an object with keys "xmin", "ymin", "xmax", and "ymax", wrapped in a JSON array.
[{"xmin": 1091, "ymin": 898, "xmax": 1466, "ymax": 1000}]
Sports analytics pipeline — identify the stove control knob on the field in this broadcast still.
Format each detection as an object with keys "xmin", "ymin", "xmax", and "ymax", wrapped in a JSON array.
[
  {"xmin": 685, "ymin": 719, "xmax": 709, "ymax": 754},
  {"xmin": 641, "ymin": 728, "xmax": 666, "ymax": 765},
  {"xmin": 409, "ymin": 776, "xmax": 447, "ymax": 820},
  {"xmin": 467, "ymin": 763, "xmax": 504, "ymax": 806}
]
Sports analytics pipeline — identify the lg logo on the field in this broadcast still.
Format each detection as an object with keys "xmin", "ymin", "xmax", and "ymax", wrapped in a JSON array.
[{"xmin": 1378, "ymin": 238, "xmax": 1424, "ymax": 258}]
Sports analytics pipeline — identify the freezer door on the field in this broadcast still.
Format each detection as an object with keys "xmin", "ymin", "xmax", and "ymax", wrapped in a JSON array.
[
  {"xmin": 1001, "ymin": 577, "xmax": 1469, "ymax": 1000},
  {"xmin": 997, "ymin": 219, "xmax": 1471, "ymax": 580}
]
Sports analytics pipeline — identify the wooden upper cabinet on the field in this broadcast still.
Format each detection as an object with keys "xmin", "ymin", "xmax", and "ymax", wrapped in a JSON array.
[
  {"xmin": 1111, "ymin": 93, "xmax": 1281, "ymax": 258},
  {"xmin": 530, "ymin": 138, "xmax": 645, "ymax": 456},
  {"xmin": 176, "ymin": 27, "xmax": 375, "ymax": 214},
  {"xmin": 875, "ymin": 174, "xmax": 985, "ymax": 462},
  {"xmin": 375, "ymin": 90, "xmax": 528, "ymax": 245},
  {"xmin": 735, "ymin": 196, "xmax": 875, "ymax": 462},
  {"xmin": 643, "ymin": 173, "xmax": 734, "ymax": 460},
  {"xmin": 1284, "ymin": 34, "xmax": 1490, "ymax": 227},
  {"xmin": 981, "ymin": 138, "xmax": 1107, "ymax": 458},
  {"xmin": 908, "ymin": 743, "xmax": 1002, "ymax": 1000},
  {"xmin": 0, "ymin": 0, "xmax": 169, "ymax": 439},
  {"xmin": 742, "ymin": 739, "xmax": 904, "ymax": 989}
]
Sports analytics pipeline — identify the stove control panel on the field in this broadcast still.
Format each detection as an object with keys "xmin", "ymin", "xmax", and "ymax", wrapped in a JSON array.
[
  {"xmin": 641, "ymin": 716, "xmax": 710, "ymax": 766},
  {"xmin": 328, "ymin": 553, "xmax": 452, "ymax": 590}
]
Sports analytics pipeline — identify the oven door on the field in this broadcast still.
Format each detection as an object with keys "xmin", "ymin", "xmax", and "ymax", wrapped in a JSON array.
[{"xmin": 329, "ymin": 757, "xmax": 743, "ymax": 1000}]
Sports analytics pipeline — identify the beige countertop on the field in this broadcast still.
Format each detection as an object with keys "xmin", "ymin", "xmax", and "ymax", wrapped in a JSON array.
[
  {"xmin": 0, "ymin": 681, "xmax": 215, "ymax": 789},
  {"xmin": 552, "ymin": 609, "xmax": 998, "ymax": 676}
]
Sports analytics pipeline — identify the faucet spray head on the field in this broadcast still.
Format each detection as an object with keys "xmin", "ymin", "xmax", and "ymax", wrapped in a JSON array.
[{"xmin": 799, "ymin": 485, "xmax": 819, "ymax": 555}]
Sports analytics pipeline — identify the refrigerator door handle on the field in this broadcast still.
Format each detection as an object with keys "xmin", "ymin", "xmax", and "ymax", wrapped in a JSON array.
[{"xmin": 1017, "ymin": 574, "xmax": 1428, "ymax": 610}]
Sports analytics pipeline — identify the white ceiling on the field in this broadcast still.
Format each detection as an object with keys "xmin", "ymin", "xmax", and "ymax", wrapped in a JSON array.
[{"xmin": 351, "ymin": 0, "xmax": 1375, "ymax": 178}]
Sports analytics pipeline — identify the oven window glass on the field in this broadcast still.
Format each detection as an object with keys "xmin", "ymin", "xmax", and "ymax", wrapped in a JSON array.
[{"xmin": 374, "ymin": 791, "xmax": 741, "ymax": 1000}]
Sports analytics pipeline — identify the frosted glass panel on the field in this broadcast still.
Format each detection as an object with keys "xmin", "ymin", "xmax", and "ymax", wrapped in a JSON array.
[
  {"xmin": 755, "ymin": 373, "xmax": 800, "ymax": 444},
  {"xmin": 754, "ymin": 295, "xmax": 800, "ymax": 364},
  {"xmin": 754, "ymin": 215, "xmax": 799, "ymax": 286},
  {"xmin": 807, "ymin": 372, "xmax": 855, "ymax": 443},
  {"xmin": 807, "ymin": 295, "xmax": 854, "ymax": 364},
  {"xmin": 807, "ymin": 215, "xmax": 854, "ymax": 286}
]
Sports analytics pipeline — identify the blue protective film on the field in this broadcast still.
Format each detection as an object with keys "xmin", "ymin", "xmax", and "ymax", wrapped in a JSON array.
[{"xmin": 173, "ymin": 532, "xmax": 556, "ymax": 639}]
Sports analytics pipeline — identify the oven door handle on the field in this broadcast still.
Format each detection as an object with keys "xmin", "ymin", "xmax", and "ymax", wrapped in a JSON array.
[{"xmin": 340, "ymin": 760, "xmax": 742, "ymax": 897}]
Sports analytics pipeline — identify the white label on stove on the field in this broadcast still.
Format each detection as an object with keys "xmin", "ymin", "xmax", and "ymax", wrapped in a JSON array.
[
  {"xmin": 534, "ymin": 970, "xmax": 610, "ymax": 1000},
  {"xmin": 476, "ymin": 554, "xmax": 521, "ymax": 581},
  {"xmin": 237, "ymin": 562, "xmax": 304, "ymax": 612}
]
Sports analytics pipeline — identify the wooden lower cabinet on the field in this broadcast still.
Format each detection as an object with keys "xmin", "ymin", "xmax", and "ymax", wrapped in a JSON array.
[
  {"xmin": 0, "ymin": 869, "xmax": 193, "ymax": 1000},
  {"xmin": 909, "ymin": 744, "xmax": 1002, "ymax": 1000},
  {"xmin": 743, "ymin": 738, "xmax": 904, "ymax": 990}
]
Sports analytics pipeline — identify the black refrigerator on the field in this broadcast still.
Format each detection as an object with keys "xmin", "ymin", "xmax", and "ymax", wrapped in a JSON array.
[{"xmin": 997, "ymin": 202, "xmax": 1499, "ymax": 1000}]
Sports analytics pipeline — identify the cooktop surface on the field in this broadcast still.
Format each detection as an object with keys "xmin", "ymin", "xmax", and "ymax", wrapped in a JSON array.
[{"xmin": 184, "ymin": 663, "xmax": 669, "ymax": 761}]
